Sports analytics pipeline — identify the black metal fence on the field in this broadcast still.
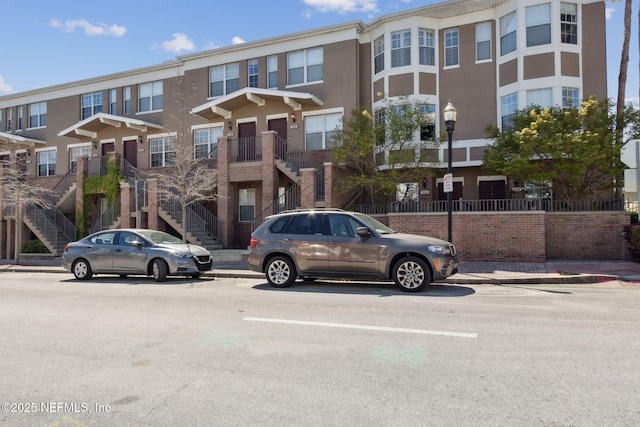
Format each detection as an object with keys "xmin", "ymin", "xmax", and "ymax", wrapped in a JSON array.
[{"xmin": 352, "ymin": 198, "xmax": 627, "ymax": 215}]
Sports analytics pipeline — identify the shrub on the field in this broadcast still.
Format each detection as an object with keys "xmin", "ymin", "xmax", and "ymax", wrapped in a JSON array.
[
  {"xmin": 22, "ymin": 239, "xmax": 50, "ymax": 254},
  {"xmin": 631, "ymin": 211, "xmax": 638, "ymax": 224},
  {"xmin": 624, "ymin": 224, "xmax": 640, "ymax": 262}
]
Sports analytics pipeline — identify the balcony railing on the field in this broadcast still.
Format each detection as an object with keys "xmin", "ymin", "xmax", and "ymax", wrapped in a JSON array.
[
  {"xmin": 230, "ymin": 136, "xmax": 262, "ymax": 163},
  {"xmin": 352, "ymin": 199, "xmax": 626, "ymax": 215}
]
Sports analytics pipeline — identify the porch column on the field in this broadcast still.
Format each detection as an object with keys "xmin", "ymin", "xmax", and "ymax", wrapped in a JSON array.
[
  {"xmin": 119, "ymin": 181, "xmax": 134, "ymax": 228},
  {"xmin": 261, "ymin": 131, "xmax": 278, "ymax": 214},
  {"xmin": 75, "ymin": 156, "xmax": 88, "ymax": 236},
  {"xmin": 300, "ymin": 168, "xmax": 317, "ymax": 209},
  {"xmin": 217, "ymin": 136, "xmax": 233, "ymax": 248},
  {"xmin": 147, "ymin": 178, "xmax": 159, "ymax": 231}
]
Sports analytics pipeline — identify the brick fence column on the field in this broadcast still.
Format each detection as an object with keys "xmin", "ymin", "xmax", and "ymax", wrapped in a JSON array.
[
  {"xmin": 300, "ymin": 168, "xmax": 317, "ymax": 209},
  {"xmin": 119, "ymin": 182, "xmax": 133, "ymax": 228}
]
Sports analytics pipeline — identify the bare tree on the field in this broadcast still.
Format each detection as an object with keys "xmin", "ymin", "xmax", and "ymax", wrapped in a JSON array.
[
  {"xmin": 147, "ymin": 73, "xmax": 218, "ymax": 242},
  {"xmin": 0, "ymin": 152, "xmax": 51, "ymax": 264}
]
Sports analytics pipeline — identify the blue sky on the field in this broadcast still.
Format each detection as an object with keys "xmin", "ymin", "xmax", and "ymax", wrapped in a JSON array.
[{"xmin": 0, "ymin": 0, "xmax": 637, "ymax": 107}]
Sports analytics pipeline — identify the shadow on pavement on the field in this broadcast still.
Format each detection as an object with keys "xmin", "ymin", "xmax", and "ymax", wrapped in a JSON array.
[{"xmin": 251, "ymin": 280, "xmax": 475, "ymax": 297}]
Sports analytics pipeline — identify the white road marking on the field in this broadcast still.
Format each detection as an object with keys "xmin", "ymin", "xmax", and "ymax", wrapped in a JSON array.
[{"xmin": 243, "ymin": 317, "xmax": 478, "ymax": 338}]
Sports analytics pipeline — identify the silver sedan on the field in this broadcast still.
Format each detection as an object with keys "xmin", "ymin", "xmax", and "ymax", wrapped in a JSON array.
[{"xmin": 61, "ymin": 229, "xmax": 213, "ymax": 281}]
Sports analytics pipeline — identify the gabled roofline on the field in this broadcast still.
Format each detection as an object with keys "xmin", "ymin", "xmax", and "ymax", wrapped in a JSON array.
[{"xmin": 58, "ymin": 112, "xmax": 163, "ymax": 139}]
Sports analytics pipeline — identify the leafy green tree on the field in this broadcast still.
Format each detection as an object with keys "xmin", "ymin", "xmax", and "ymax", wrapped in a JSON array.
[
  {"xmin": 483, "ymin": 97, "xmax": 638, "ymax": 202},
  {"xmin": 332, "ymin": 98, "xmax": 442, "ymax": 204}
]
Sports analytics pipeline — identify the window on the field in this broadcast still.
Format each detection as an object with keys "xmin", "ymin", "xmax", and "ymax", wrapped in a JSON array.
[
  {"xmin": 501, "ymin": 93, "xmax": 518, "ymax": 129},
  {"xmin": 418, "ymin": 29, "xmax": 435, "ymax": 66},
  {"xmin": 209, "ymin": 63, "xmax": 240, "ymax": 97},
  {"xmin": 138, "ymin": 81, "xmax": 163, "ymax": 112},
  {"xmin": 239, "ymin": 189, "xmax": 255, "ymax": 222},
  {"xmin": 109, "ymin": 89, "xmax": 117, "ymax": 115},
  {"xmin": 562, "ymin": 87, "xmax": 580, "ymax": 109},
  {"xmin": 28, "ymin": 102, "xmax": 47, "ymax": 128},
  {"xmin": 561, "ymin": 3, "xmax": 578, "ymax": 44},
  {"xmin": 527, "ymin": 88, "xmax": 553, "ymax": 108},
  {"xmin": 150, "ymin": 136, "xmax": 175, "ymax": 167},
  {"xmin": 476, "ymin": 22, "xmax": 492, "ymax": 61},
  {"xmin": 305, "ymin": 113, "xmax": 341, "ymax": 150},
  {"xmin": 526, "ymin": 3, "xmax": 551, "ymax": 47},
  {"xmin": 81, "ymin": 92, "xmax": 103, "ymax": 120},
  {"xmin": 194, "ymin": 127, "xmax": 223, "ymax": 159},
  {"xmin": 70, "ymin": 146, "xmax": 91, "ymax": 171},
  {"xmin": 374, "ymin": 35, "xmax": 385, "ymax": 73},
  {"xmin": 17, "ymin": 106, "xmax": 22, "ymax": 131},
  {"xmin": 287, "ymin": 213, "xmax": 323, "ymax": 235},
  {"xmin": 391, "ymin": 30, "xmax": 411, "ymax": 68},
  {"xmin": 248, "ymin": 59, "xmax": 259, "ymax": 88},
  {"xmin": 287, "ymin": 48, "xmax": 323, "ymax": 85},
  {"xmin": 419, "ymin": 104, "xmax": 436, "ymax": 141},
  {"xmin": 444, "ymin": 28, "xmax": 459, "ymax": 67},
  {"xmin": 37, "ymin": 150, "xmax": 56, "ymax": 177},
  {"xmin": 123, "ymin": 87, "xmax": 131, "ymax": 114},
  {"xmin": 6, "ymin": 108, "xmax": 12, "ymax": 132},
  {"xmin": 500, "ymin": 11, "xmax": 517, "ymax": 55},
  {"xmin": 267, "ymin": 55, "xmax": 278, "ymax": 89}
]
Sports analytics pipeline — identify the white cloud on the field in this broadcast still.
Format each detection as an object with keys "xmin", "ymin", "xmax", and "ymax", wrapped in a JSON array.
[
  {"xmin": 161, "ymin": 33, "xmax": 195, "ymax": 53},
  {"xmin": 627, "ymin": 97, "xmax": 640, "ymax": 110},
  {"xmin": 0, "ymin": 75, "xmax": 12, "ymax": 95},
  {"xmin": 605, "ymin": 8, "xmax": 614, "ymax": 20},
  {"xmin": 231, "ymin": 36, "xmax": 246, "ymax": 45},
  {"xmin": 303, "ymin": 0, "xmax": 379, "ymax": 14},
  {"xmin": 50, "ymin": 19, "xmax": 126, "ymax": 37}
]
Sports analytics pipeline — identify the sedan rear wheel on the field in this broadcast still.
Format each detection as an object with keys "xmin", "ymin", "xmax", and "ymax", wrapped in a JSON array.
[
  {"xmin": 265, "ymin": 256, "xmax": 296, "ymax": 288},
  {"xmin": 152, "ymin": 259, "xmax": 168, "ymax": 282},
  {"xmin": 72, "ymin": 259, "xmax": 93, "ymax": 280},
  {"xmin": 392, "ymin": 256, "xmax": 430, "ymax": 292}
]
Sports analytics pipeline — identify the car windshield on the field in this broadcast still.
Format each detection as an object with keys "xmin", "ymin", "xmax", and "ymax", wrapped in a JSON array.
[
  {"xmin": 136, "ymin": 230, "xmax": 186, "ymax": 244},
  {"xmin": 354, "ymin": 213, "xmax": 396, "ymax": 234}
]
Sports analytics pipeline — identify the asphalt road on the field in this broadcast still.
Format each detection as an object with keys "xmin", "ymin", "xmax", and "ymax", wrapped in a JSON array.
[{"xmin": 1, "ymin": 272, "xmax": 639, "ymax": 427}]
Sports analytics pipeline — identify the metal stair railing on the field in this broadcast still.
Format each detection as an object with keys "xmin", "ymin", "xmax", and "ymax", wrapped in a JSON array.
[
  {"xmin": 251, "ymin": 181, "xmax": 301, "ymax": 232},
  {"xmin": 90, "ymin": 198, "xmax": 121, "ymax": 234},
  {"xmin": 160, "ymin": 197, "xmax": 220, "ymax": 245},
  {"xmin": 25, "ymin": 202, "xmax": 77, "ymax": 245}
]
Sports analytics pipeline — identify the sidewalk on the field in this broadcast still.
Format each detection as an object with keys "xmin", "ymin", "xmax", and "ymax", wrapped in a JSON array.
[{"xmin": 2, "ymin": 254, "xmax": 640, "ymax": 284}]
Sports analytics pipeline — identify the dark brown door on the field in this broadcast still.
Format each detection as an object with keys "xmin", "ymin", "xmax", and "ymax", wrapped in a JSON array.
[
  {"xmin": 124, "ymin": 139, "xmax": 137, "ymax": 168},
  {"xmin": 238, "ymin": 122, "xmax": 257, "ymax": 161},
  {"xmin": 479, "ymin": 180, "xmax": 506, "ymax": 199},
  {"xmin": 269, "ymin": 118, "xmax": 288, "ymax": 158},
  {"xmin": 101, "ymin": 142, "xmax": 115, "ymax": 156}
]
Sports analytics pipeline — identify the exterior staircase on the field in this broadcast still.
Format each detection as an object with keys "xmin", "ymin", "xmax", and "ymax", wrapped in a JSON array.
[
  {"xmin": 158, "ymin": 199, "xmax": 222, "ymax": 250},
  {"xmin": 22, "ymin": 167, "xmax": 78, "ymax": 255}
]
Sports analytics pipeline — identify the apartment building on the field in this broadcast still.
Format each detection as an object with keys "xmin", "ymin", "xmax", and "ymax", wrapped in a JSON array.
[{"xmin": 0, "ymin": 0, "xmax": 607, "ymax": 257}]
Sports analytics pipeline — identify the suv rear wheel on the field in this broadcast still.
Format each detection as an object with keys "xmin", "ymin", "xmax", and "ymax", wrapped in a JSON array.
[
  {"xmin": 392, "ymin": 256, "xmax": 430, "ymax": 292},
  {"xmin": 265, "ymin": 256, "xmax": 296, "ymax": 288}
]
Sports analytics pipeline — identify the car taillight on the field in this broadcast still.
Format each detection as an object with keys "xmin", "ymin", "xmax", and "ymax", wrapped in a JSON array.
[
  {"xmin": 64, "ymin": 245, "xmax": 71, "ymax": 252},
  {"xmin": 249, "ymin": 236, "xmax": 258, "ymax": 248}
]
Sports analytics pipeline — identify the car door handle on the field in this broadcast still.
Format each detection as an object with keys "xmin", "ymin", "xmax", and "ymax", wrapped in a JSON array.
[{"xmin": 115, "ymin": 249, "xmax": 122, "ymax": 252}]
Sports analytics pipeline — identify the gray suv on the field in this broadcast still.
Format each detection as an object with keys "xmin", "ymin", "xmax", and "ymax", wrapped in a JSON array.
[{"xmin": 248, "ymin": 209, "xmax": 459, "ymax": 292}]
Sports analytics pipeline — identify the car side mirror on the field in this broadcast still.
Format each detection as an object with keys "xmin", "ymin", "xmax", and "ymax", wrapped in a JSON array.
[
  {"xmin": 129, "ymin": 241, "xmax": 143, "ymax": 249},
  {"xmin": 356, "ymin": 227, "xmax": 370, "ymax": 237}
]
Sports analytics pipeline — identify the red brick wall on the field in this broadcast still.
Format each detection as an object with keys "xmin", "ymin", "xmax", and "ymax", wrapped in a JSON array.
[
  {"xmin": 545, "ymin": 212, "xmax": 631, "ymax": 260},
  {"xmin": 384, "ymin": 211, "xmax": 630, "ymax": 262}
]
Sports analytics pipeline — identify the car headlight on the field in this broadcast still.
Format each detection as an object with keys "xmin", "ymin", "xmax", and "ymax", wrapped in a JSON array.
[
  {"xmin": 170, "ymin": 252, "xmax": 193, "ymax": 259},
  {"xmin": 427, "ymin": 245, "xmax": 450, "ymax": 255}
]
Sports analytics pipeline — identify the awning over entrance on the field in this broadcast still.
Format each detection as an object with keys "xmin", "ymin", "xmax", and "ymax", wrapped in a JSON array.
[
  {"xmin": 57, "ymin": 112, "xmax": 163, "ymax": 139},
  {"xmin": 190, "ymin": 87, "xmax": 324, "ymax": 121},
  {"xmin": 0, "ymin": 131, "xmax": 46, "ymax": 148}
]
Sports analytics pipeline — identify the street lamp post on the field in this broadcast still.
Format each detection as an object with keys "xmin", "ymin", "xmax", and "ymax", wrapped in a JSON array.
[{"xmin": 443, "ymin": 101, "xmax": 457, "ymax": 244}]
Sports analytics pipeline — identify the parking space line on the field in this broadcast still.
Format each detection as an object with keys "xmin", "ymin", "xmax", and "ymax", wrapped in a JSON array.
[{"xmin": 243, "ymin": 317, "xmax": 478, "ymax": 338}]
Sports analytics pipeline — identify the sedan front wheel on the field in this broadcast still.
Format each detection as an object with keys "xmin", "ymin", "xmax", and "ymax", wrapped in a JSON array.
[
  {"xmin": 72, "ymin": 259, "xmax": 93, "ymax": 280},
  {"xmin": 392, "ymin": 256, "xmax": 431, "ymax": 292}
]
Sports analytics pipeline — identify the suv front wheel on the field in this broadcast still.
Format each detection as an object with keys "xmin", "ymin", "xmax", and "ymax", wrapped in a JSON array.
[
  {"xmin": 392, "ymin": 256, "xmax": 431, "ymax": 292},
  {"xmin": 265, "ymin": 256, "xmax": 297, "ymax": 288}
]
